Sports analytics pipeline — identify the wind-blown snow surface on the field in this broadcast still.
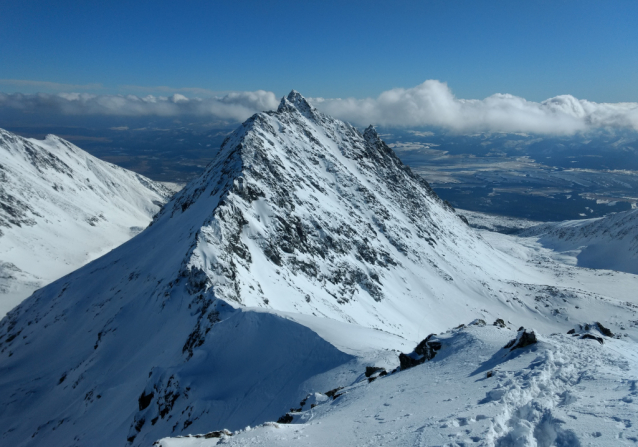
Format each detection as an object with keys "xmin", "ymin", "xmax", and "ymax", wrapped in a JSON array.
[
  {"xmin": 0, "ymin": 128, "xmax": 172, "ymax": 316},
  {"xmin": 1, "ymin": 93, "xmax": 637, "ymax": 447},
  {"xmin": 519, "ymin": 209, "xmax": 638, "ymax": 275},
  {"xmin": 158, "ymin": 322, "xmax": 638, "ymax": 447}
]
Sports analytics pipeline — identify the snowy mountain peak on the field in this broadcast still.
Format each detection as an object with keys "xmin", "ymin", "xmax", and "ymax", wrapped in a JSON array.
[
  {"xmin": 155, "ymin": 90, "xmax": 465, "ymax": 319},
  {"xmin": 4, "ymin": 94, "xmax": 636, "ymax": 447},
  {"xmin": 277, "ymin": 89, "xmax": 317, "ymax": 118},
  {"xmin": 363, "ymin": 124, "xmax": 379, "ymax": 141}
]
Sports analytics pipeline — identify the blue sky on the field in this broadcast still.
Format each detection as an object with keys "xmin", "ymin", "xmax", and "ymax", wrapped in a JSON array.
[{"xmin": 2, "ymin": 0, "xmax": 637, "ymax": 102}]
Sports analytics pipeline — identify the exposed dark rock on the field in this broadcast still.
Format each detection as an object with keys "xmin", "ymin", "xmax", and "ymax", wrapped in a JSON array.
[
  {"xmin": 133, "ymin": 372, "xmax": 185, "ymax": 433},
  {"xmin": 581, "ymin": 334, "xmax": 604, "ymax": 344},
  {"xmin": 182, "ymin": 296, "xmax": 220, "ymax": 358},
  {"xmin": 595, "ymin": 322, "xmax": 614, "ymax": 337},
  {"xmin": 236, "ymin": 181, "xmax": 265, "ymax": 203},
  {"xmin": 493, "ymin": 319, "xmax": 506, "ymax": 328},
  {"xmin": 399, "ymin": 334, "xmax": 442, "ymax": 370},
  {"xmin": 503, "ymin": 329, "xmax": 537, "ymax": 351},
  {"xmin": 277, "ymin": 413, "xmax": 294, "ymax": 424},
  {"xmin": 324, "ymin": 387, "xmax": 344, "ymax": 399},
  {"xmin": 365, "ymin": 366, "xmax": 385, "ymax": 378},
  {"xmin": 398, "ymin": 353, "xmax": 419, "ymax": 370},
  {"xmin": 568, "ymin": 322, "xmax": 613, "ymax": 340},
  {"xmin": 138, "ymin": 390, "xmax": 154, "ymax": 411},
  {"xmin": 486, "ymin": 370, "xmax": 494, "ymax": 378},
  {"xmin": 262, "ymin": 242, "xmax": 283, "ymax": 266},
  {"xmin": 134, "ymin": 417, "xmax": 145, "ymax": 432},
  {"xmin": 414, "ymin": 334, "xmax": 442, "ymax": 359},
  {"xmin": 186, "ymin": 267, "xmax": 209, "ymax": 294},
  {"xmin": 202, "ymin": 429, "xmax": 233, "ymax": 439}
]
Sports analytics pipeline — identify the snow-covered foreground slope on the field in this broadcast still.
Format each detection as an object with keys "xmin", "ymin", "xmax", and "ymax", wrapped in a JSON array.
[
  {"xmin": 0, "ymin": 128, "xmax": 173, "ymax": 315},
  {"xmin": 0, "ymin": 93, "xmax": 637, "ymax": 447},
  {"xmin": 158, "ymin": 322, "xmax": 638, "ymax": 447},
  {"xmin": 157, "ymin": 226, "xmax": 638, "ymax": 447},
  {"xmin": 520, "ymin": 209, "xmax": 638, "ymax": 275}
]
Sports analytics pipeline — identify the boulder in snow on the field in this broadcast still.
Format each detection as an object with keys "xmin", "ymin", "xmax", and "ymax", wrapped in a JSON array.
[
  {"xmin": 399, "ymin": 334, "xmax": 442, "ymax": 370},
  {"xmin": 503, "ymin": 328, "xmax": 537, "ymax": 351}
]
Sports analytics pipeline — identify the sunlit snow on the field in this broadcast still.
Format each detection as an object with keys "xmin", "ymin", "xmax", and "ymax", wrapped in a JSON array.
[{"xmin": 1, "ymin": 92, "xmax": 636, "ymax": 447}]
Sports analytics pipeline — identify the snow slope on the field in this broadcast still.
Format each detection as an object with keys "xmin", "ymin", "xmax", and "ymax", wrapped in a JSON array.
[
  {"xmin": 0, "ymin": 92, "xmax": 637, "ymax": 447},
  {"xmin": 158, "ymin": 322, "xmax": 638, "ymax": 447},
  {"xmin": 0, "ymin": 128, "xmax": 173, "ymax": 315},
  {"xmin": 520, "ymin": 209, "xmax": 638, "ymax": 274}
]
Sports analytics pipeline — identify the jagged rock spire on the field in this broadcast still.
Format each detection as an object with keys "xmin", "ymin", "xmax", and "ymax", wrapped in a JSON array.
[
  {"xmin": 364, "ymin": 125, "xmax": 380, "ymax": 143},
  {"xmin": 277, "ymin": 90, "xmax": 317, "ymax": 119}
]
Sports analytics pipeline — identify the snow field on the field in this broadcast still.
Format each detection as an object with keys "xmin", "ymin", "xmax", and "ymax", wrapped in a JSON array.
[
  {"xmin": 157, "ymin": 324, "xmax": 638, "ymax": 447},
  {"xmin": 519, "ymin": 208, "xmax": 638, "ymax": 275}
]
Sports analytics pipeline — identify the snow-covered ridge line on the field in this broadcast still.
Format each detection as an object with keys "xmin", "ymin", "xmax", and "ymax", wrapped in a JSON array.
[
  {"xmin": 0, "ymin": 128, "xmax": 173, "ymax": 315},
  {"xmin": 520, "ymin": 208, "xmax": 638, "ymax": 274}
]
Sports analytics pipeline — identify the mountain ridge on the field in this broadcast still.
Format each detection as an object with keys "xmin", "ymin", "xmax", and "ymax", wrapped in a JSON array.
[
  {"xmin": 1, "ymin": 92, "xmax": 636, "ymax": 446},
  {"xmin": 0, "ymin": 128, "xmax": 173, "ymax": 315},
  {"xmin": 520, "ymin": 208, "xmax": 638, "ymax": 274}
]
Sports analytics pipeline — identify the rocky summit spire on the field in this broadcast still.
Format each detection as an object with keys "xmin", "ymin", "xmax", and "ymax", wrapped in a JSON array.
[
  {"xmin": 277, "ymin": 89, "xmax": 317, "ymax": 119},
  {"xmin": 363, "ymin": 124, "xmax": 380, "ymax": 143}
]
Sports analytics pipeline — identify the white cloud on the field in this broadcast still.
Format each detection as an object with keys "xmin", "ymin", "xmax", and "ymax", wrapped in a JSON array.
[
  {"xmin": 118, "ymin": 85, "xmax": 222, "ymax": 96},
  {"xmin": 1, "ymin": 81, "xmax": 638, "ymax": 135},
  {"xmin": 0, "ymin": 90, "xmax": 280, "ymax": 122},
  {"xmin": 309, "ymin": 80, "xmax": 638, "ymax": 135},
  {"xmin": 408, "ymin": 130, "xmax": 435, "ymax": 137}
]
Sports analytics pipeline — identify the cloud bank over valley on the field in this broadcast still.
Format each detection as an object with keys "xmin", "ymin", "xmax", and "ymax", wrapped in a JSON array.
[
  {"xmin": 313, "ymin": 81, "xmax": 638, "ymax": 135},
  {"xmin": 1, "ymin": 80, "xmax": 638, "ymax": 135}
]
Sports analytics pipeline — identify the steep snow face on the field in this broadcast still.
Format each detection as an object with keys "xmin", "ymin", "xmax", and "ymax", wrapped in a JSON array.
[
  {"xmin": 520, "ymin": 209, "xmax": 638, "ymax": 274},
  {"xmin": 0, "ymin": 128, "xmax": 173, "ymax": 315},
  {"xmin": 1, "ymin": 92, "xmax": 637, "ymax": 447}
]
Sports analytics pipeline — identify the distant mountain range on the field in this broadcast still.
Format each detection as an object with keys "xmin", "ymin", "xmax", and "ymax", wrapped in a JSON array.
[{"xmin": 0, "ymin": 128, "xmax": 173, "ymax": 316}]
